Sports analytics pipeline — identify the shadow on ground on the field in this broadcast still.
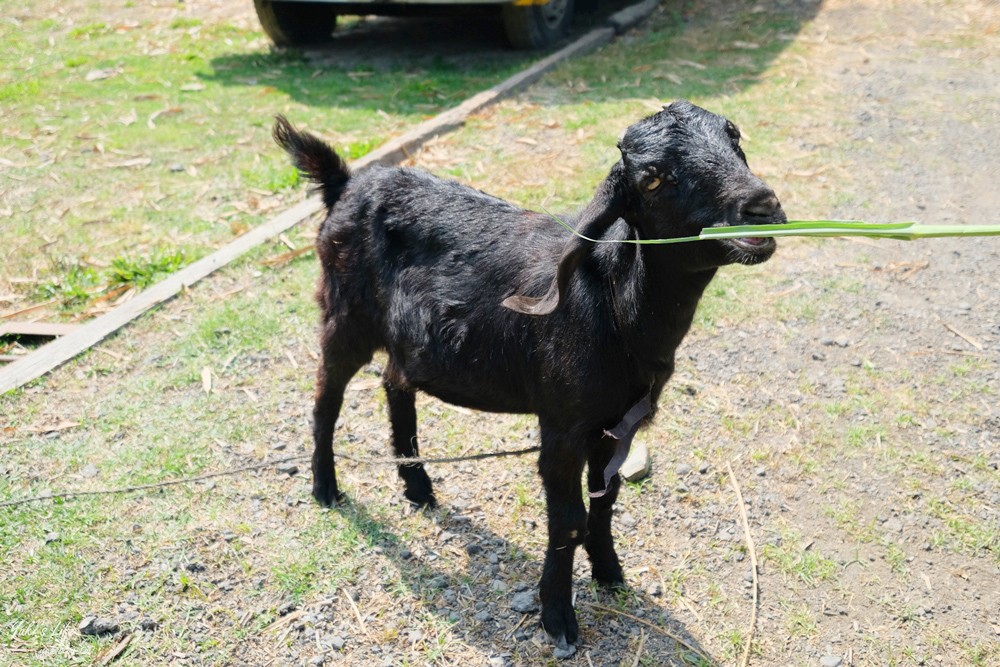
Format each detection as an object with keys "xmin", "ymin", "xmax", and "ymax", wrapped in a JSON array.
[
  {"xmin": 330, "ymin": 496, "xmax": 716, "ymax": 664},
  {"xmin": 200, "ymin": 0, "xmax": 823, "ymax": 115}
]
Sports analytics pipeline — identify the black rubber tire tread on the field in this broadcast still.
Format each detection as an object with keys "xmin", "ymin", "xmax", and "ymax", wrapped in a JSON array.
[
  {"xmin": 254, "ymin": 0, "xmax": 338, "ymax": 46},
  {"xmin": 501, "ymin": 0, "xmax": 574, "ymax": 49}
]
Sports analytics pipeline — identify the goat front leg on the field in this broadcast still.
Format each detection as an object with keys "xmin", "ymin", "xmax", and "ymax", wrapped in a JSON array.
[
  {"xmin": 584, "ymin": 437, "xmax": 625, "ymax": 588},
  {"xmin": 383, "ymin": 378, "xmax": 436, "ymax": 508},
  {"xmin": 537, "ymin": 424, "xmax": 588, "ymax": 658}
]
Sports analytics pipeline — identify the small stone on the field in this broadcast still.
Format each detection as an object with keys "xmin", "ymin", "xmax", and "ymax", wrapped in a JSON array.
[
  {"xmin": 491, "ymin": 579, "xmax": 508, "ymax": 593},
  {"xmin": 620, "ymin": 441, "xmax": 651, "ymax": 482},
  {"xmin": 487, "ymin": 552, "xmax": 499, "ymax": 565},
  {"xmin": 80, "ymin": 463, "xmax": 99, "ymax": 478},
  {"xmin": 675, "ymin": 463, "xmax": 693, "ymax": 476},
  {"xmin": 276, "ymin": 463, "xmax": 299, "ymax": 476},
  {"xmin": 330, "ymin": 636, "xmax": 346, "ymax": 650},
  {"xmin": 139, "ymin": 618, "xmax": 158, "ymax": 631},
  {"xmin": 408, "ymin": 629, "xmax": 424, "ymax": 643},
  {"xmin": 79, "ymin": 616, "xmax": 119, "ymax": 636},
  {"xmin": 698, "ymin": 462, "xmax": 710, "ymax": 474},
  {"xmin": 511, "ymin": 591, "xmax": 538, "ymax": 613},
  {"xmin": 835, "ymin": 337, "xmax": 850, "ymax": 348},
  {"xmin": 958, "ymin": 302, "xmax": 972, "ymax": 311},
  {"xmin": 647, "ymin": 582, "xmax": 663, "ymax": 597},
  {"xmin": 883, "ymin": 517, "xmax": 903, "ymax": 533},
  {"xmin": 755, "ymin": 467, "xmax": 767, "ymax": 477},
  {"xmin": 169, "ymin": 163, "xmax": 185, "ymax": 173},
  {"xmin": 309, "ymin": 656, "xmax": 325, "ymax": 666},
  {"xmin": 820, "ymin": 337, "xmax": 836, "ymax": 346},
  {"xmin": 474, "ymin": 610, "xmax": 492, "ymax": 622},
  {"xmin": 820, "ymin": 656, "xmax": 843, "ymax": 667},
  {"xmin": 44, "ymin": 531, "xmax": 61, "ymax": 544},
  {"xmin": 618, "ymin": 512, "xmax": 637, "ymax": 528},
  {"xmin": 812, "ymin": 351, "xmax": 827, "ymax": 361},
  {"xmin": 400, "ymin": 549, "xmax": 412, "ymax": 560},
  {"xmin": 466, "ymin": 544, "xmax": 482, "ymax": 556}
]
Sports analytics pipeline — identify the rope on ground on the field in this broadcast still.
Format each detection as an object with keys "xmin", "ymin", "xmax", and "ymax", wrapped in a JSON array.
[
  {"xmin": 0, "ymin": 445, "xmax": 542, "ymax": 509},
  {"xmin": 726, "ymin": 460, "xmax": 760, "ymax": 667}
]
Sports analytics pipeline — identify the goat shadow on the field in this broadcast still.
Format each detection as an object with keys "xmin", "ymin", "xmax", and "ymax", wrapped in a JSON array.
[
  {"xmin": 200, "ymin": 0, "xmax": 822, "ymax": 117},
  {"xmin": 322, "ymin": 465, "xmax": 719, "ymax": 665}
]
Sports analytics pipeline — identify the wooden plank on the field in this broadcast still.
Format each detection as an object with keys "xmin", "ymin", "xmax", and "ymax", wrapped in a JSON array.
[
  {"xmin": 0, "ymin": 322, "xmax": 81, "ymax": 338},
  {"xmin": 607, "ymin": 0, "xmax": 661, "ymax": 34},
  {"xmin": 0, "ymin": 21, "xmax": 631, "ymax": 395},
  {"xmin": 0, "ymin": 196, "xmax": 320, "ymax": 394}
]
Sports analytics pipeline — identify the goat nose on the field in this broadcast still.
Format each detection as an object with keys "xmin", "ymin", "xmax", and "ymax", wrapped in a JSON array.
[{"xmin": 741, "ymin": 191, "xmax": 780, "ymax": 218}]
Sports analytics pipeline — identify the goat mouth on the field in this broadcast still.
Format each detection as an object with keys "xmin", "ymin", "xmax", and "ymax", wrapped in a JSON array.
[
  {"xmin": 721, "ymin": 235, "xmax": 776, "ymax": 264},
  {"xmin": 728, "ymin": 236, "xmax": 774, "ymax": 251}
]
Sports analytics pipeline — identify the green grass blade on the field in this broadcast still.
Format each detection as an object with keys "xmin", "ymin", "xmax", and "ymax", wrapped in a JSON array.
[{"xmin": 541, "ymin": 213, "xmax": 1000, "ymax": 245}]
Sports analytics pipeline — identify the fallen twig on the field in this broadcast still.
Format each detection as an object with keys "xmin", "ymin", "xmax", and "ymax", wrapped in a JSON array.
[
  {"xmin": 631, "ymin": 628, "xmax": 646, "ymax": 667},
  {"xmin": 579, "ymin": 602, "xmax": 716, "ymax": 665},
  {"xmin": 940, "ymin": 321, "xmax": 983, "ymax": 350},
  {"xmin": 342, "ymin": 589, "xmax": 371, "ymax": 639},
  {"xmin": 98, "ymin": 632, "xmax": 132, "ymax": 665},
  {"xmin": 726, "ymin": 460, "xmax": 759, "ymax": 667}
]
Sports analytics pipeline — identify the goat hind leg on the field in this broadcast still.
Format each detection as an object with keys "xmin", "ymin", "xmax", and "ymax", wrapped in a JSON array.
[
  {"xmin": 384, "ymin": 380, "xmax": 436, "ymax": 508},
  {"xmin": 312, "ymin": 327, "xmax": 372, "ymax": 506}
]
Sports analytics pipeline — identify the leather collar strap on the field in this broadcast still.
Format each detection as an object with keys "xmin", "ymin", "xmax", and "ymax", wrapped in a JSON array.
[{"xmin": 590, "ymin": 392, "xmax": 652, "ymax": 498}]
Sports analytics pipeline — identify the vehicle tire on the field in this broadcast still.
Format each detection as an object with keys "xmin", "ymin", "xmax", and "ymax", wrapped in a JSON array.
[
  {"xmin": 501, "ymin": 0, "xmax": 574, "ymax": 49},
  {"xmin": 254, "ymin": 0, "xmax": 338, "ymax": 47}
]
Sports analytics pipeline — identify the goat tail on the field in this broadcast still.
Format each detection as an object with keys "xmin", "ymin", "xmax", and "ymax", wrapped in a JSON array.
[{"xmin": 272, "ymin": 115, "xmax": 350, "ymax": 210}]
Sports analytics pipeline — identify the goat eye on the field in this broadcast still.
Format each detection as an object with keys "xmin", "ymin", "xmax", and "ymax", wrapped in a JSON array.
[
  {"xmin": 725, "ymin": 121, "xmax": 741, "ymax": 142},
  {"xmin": 645, "ymin": 177, "xmax": 662, "ymax": 191}
]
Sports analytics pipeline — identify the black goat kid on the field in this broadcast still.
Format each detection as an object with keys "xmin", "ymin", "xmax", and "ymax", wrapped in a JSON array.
[{"xmin": 273, "ymin": 101, "xmax": 785, "ymax": 657}]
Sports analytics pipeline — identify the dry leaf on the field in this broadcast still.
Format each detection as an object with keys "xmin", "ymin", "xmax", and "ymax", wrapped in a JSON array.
[
  {"xmin": 261, "ymin": 246, "xmax": 312, "ymax": 267},
  {"xmin": 85, "ymin": 67, "xmax": 122, "ymax": 81},
  {"xmin": 30, "ymin": 421, "xmax": 80, "ymax": 434},
  {"xmin": 180, "ymin": 83, "xmax": 205, "ymax": 92},
  {"xmin": 106, "ymin": 157, "xmax": 151, "ymax": 169},
  {"xmin": 147, "ymin": 107, "xmax": 183, "ymax": 129},
  {"xmin": 201, "ymin": 367, "xmax": 213, "ymax": 395}
]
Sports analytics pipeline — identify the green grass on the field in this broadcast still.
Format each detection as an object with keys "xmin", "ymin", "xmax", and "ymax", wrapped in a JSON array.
[{"xmin": 0, "ymin": 0, "xmax": 536, "ymax": 320}]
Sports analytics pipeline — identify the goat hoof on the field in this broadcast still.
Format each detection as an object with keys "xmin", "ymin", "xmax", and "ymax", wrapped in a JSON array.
[
  {"xmin": 541, "ymin": 601, "xmax": 579, "ymax": 647},
  {"xmin": 592, "ymin": 568, "xmax": 626, "ymax": 590},
  {"xmin": 312, "ymin": 482, "xmax": 345, "ymax": 507},
  {"xmin": 404, "ymin": 489, "xmax": 437, "ymax": 509},
  {"xmin": 552, "ymin": 635, "xmax": 577, "ymax": 660}
]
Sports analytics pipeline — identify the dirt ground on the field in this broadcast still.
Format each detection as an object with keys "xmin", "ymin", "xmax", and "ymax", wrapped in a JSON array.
[{"xmin": 3, "ymin": 0, "xmax": 998, "ymax": 666}]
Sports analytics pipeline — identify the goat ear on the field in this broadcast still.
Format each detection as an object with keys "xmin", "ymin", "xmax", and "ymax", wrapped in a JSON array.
[{"xmin": 502, "ymin": 167, "xmax": 626, "ymax": 316}]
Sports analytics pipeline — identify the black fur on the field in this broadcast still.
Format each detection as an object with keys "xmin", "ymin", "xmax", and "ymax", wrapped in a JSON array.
[{"xmin": 272, "ymin": 101, "xmax": 785, "ymax": 656}]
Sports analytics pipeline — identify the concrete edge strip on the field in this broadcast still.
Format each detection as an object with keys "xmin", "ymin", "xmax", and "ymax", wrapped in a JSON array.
[{"xmin": 0, "ymin": 5, "xmax": 660, "ymax": 395}]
